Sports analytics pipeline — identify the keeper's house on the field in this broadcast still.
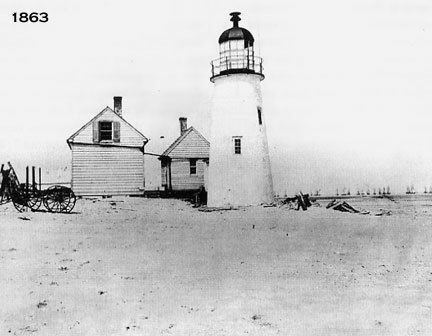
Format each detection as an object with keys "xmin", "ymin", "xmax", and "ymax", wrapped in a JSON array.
[
  {"xmin": 159, "ymin": 118, "xmax": 209, "ymax": 192},
  {"xmin": 67, "ymin": 97, "xmax": 148, "ymax": 196}
]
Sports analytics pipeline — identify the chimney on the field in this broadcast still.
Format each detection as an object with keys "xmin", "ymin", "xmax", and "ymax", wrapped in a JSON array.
[
  {"xmin": 179, "ymin": 117, "xmax": 188, "ymax": 136},
  {"xmin": 113, "ymin": 96, "xmax": 122, "ymax": 116}
]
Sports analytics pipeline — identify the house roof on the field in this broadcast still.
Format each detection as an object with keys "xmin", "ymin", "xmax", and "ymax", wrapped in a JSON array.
[
  {"xmin": 67, "ymin": 106, "xmax": 148, "ymax": 147},
  {"xmin": 159, "ymin": 126, "xmax": 210, "ymax": 159}
]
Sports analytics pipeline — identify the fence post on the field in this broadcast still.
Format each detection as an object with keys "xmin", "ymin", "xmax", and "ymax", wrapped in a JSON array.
[
  {"xmin": 32, "ymin": 166, "xmax": 36, "ymax": 190},
  {"xmin": 26, "ymin": 166, "xmax": 29, "ymax": 195}
]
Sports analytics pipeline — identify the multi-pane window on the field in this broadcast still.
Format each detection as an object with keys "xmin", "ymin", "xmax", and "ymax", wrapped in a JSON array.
[
  {"xmin": 99, "ymin": 121, "xmax": 113, "ymax": 141},
  {"xmin": 190, "ymin": 159, "xmax": 197, "ymax": 175},
  {"xmin": 234, "ymin": 138, "xmax": 241, "ymax": 154}
]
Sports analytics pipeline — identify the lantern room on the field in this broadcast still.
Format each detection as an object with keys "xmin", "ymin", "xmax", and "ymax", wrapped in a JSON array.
[{"xmin": 210, "ymin": 12, "xmax": 264, "ymax": 81}]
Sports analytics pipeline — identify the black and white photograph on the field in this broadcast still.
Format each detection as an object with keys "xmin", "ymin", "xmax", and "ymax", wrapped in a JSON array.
[{"xmin": 1, "ymin": 0, "xmax": 432, "ymax": 335}]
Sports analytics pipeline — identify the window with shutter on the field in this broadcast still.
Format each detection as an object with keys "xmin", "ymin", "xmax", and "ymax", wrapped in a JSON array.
[
  {"xmin": 113, "ymin": 121, "xmax": 120, "ymax": 143},
  {"xmin": 93, "ymin": 121, "xmax": 99, "ymax": 143}
]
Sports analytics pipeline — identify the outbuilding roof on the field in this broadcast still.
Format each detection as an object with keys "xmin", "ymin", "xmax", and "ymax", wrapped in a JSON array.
[{"xmin": 159, "ymin": 127, "xmax": 209, "ymax": 159}]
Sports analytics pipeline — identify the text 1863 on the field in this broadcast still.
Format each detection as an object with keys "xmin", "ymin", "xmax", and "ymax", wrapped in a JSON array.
[{"xmin": 12, "ymin": 12, "xmax": 48, "ymax": 23}]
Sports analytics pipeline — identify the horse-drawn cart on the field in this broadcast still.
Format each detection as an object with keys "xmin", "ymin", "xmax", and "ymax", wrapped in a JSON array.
[{"xmin": 0, "ymin": 162, "xmax": 76, "ymax": 213}]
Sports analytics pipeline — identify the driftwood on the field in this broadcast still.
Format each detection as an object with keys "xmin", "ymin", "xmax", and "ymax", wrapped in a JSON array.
[
  {"xmin": 198, "ymin": 206, "xmax": 238, "ymax": 212},
  {"xmin": 375, "ymin": 209, "xmax": 392, "ymax": 216},
  {"xmin": 326, "ymin": 200, "xmax": 370, "ymax": 215}
]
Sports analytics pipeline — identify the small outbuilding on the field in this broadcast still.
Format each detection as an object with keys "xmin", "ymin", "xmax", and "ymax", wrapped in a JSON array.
[
  {"xmin": 159, "ymin": 118, "xmax": 209, "ymax": 192},
  {"xmin": 67, "ymin": 97, "xmax": 148, "ymax": 196}
]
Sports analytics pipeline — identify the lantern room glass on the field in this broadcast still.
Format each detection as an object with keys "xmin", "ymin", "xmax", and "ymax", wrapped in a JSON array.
[{"xmin": 218, "ymin": 40, "xmax": 255, "ymax": 72}]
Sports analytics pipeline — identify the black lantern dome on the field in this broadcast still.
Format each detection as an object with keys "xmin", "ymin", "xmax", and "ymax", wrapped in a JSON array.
[
  {"xmin": 211, "ymin": 12, "xmax": 264, "ymax": 82},
  {"xmin": 218, "ymin": 12, "xmax": 255, "ymax": 46}
]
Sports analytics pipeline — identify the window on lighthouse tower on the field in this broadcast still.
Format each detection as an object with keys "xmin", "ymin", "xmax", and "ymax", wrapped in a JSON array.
[
  {"xmin": 234, "ymin": 137, "xmax": 242, "ymax": 154},
  {"xmin": 257, "ymin": 107, "xmax": 262, "ymax": 125}
]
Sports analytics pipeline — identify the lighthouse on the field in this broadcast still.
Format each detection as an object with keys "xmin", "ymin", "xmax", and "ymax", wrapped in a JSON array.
[{"xmin": 207, "ymin": 12, "xmax": 274, "ymax": 207}]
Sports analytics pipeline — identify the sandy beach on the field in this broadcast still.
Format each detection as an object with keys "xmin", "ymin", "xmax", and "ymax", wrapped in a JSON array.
[{"xmin": 1, "ymin": 196, "xmax": 432, "ymax": 335}]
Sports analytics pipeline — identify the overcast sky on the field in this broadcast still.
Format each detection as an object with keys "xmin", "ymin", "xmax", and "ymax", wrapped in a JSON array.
[{"xmin": 1, "ymin": 0, "xmax": 432, "ymax": 195}]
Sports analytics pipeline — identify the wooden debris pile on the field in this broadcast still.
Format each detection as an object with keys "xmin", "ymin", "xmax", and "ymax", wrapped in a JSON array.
[{"xmin": 278, "ymin": 193, "xmax": 315, "ymax": 211}]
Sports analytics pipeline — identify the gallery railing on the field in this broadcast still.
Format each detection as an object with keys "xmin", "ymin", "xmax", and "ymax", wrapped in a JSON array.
[{"xmin": 211, "ymin": 55, "xmax": 264, "ymax": 78}]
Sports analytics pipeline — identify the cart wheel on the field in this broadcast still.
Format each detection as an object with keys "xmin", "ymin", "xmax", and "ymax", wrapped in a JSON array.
[
  {"xmin": 43, "ymin": 186, "xmax": 76, "ymax": 213},
  {"xmin": 27, "ymin": 191, "xmax": 42, "ymax": 211},
  {"xmin": 12, "ymin": 198, "xmax": 27, "ymax": 213},
  {"xmin": 60, "ymin": 188, "xmax": 76, "ymax": 213}
]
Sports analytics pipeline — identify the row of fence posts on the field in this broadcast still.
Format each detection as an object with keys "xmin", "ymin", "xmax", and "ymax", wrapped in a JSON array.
[{"xmin": 25, "ymin": 166, "xmax": 42, "ymax": 194}]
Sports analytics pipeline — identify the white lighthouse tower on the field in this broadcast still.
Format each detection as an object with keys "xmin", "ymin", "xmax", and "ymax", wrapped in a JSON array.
[{"xmin": 207, "ymin": 12, "xmax": 274, "ymax": 207}]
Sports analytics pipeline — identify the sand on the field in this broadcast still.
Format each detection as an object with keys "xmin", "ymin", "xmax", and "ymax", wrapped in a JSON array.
[{"xmin": 1, "ymin": 196, "xmax": 432, "ymax": 335}]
